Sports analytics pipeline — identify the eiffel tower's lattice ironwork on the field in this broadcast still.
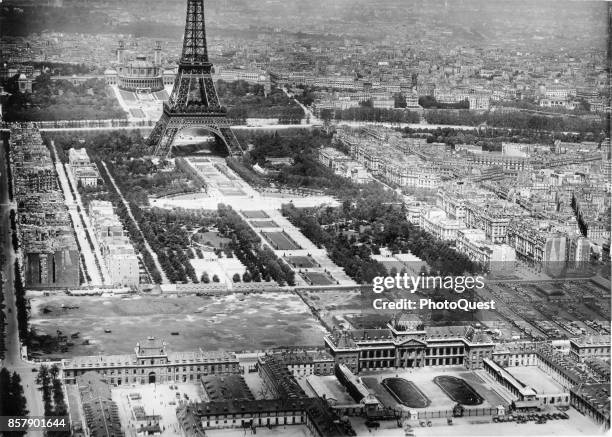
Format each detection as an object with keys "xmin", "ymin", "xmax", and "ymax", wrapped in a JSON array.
[{"xmin": 148, "ymin": 0, "xmax": 242, "ymax": 157}]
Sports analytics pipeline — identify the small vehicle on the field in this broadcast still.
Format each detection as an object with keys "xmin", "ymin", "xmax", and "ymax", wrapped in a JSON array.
[
  {"xmin": 365, "ymin": 420, "xmax": 380, "ymax": 429},
  {"xmin": 447, "ymin": 418, "xmax": 453, "ymax": 425},
  {"xmin": 171, "ymin": 332, "xmax": 180, "ymax": 335},
  {"xmin": 104, "ymin": 328, "xmax": 112, "ymax": 333}
]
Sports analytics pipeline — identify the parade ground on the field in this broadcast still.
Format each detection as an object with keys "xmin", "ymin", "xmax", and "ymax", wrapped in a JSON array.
[{"xmin": 29, "ymin": 292, "xmax": 327, "ymax": 357}]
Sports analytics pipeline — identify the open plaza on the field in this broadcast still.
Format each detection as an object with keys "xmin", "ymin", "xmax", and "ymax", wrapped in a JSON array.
[
  {"xmin": 505, "ymin": 366, "xmax": 566, "ymax": 395},
  {"xmin": 150, "ymin": 185, "xmax": 339, "ymax": 211},
  {"xmin": 112, "ymin": 383, "xmax": 203, "ymax": 437},
  {"xmin": 361, "ymin": 366, "xmax": 507, "ymax": 413}
]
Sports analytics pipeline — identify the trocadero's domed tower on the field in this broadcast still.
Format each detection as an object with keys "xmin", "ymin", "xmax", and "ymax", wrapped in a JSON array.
[{"xmin": 116, "ymin": 55, "xmax": 164, "ymax": 93}]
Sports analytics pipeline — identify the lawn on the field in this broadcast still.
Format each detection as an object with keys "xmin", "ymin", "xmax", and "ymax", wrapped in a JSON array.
[
  {"xmin": 241, "ymin": 210, "xmax": 269, "ymax": 219},
  {"xmin": 262, "ymin": 231, "xmax": 301, "ymax": 250},
  {"xmin": 301, "ymin": 271, "xmax": 336, "ymax": 286},
  {"xmin": 382, "ymin": 377, "xmax": 431, "ymax": 408},
  {"xmin": 250, "ymin": 220, "xmax": 280, "ymax": 228},
  {"xmin": 194, "ymin": 230, "xmax": 231, "ymax": 248},
  {"xmin": 434, "ymin": 375, "xmax": 484, "ymax": 405},
  {"xmin": 362, "ymin": 367, "xmax": 504, "ymax": 412},
  {"xmin": 285, "ymin": 256, "xmax": 319, "ymax": 268}
]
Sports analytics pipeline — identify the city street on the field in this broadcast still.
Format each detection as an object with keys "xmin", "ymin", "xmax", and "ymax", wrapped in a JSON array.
[
  {"xmin": 49, "ymin": 140, "xmax": 105, "ymax": 285},
  {"xmin": 0, "ymin": 136, "xmax": 45, "ymax": 436},
  {"xmin": 62, "ymin": 154, "xmax": 111, "ymax": 284}
]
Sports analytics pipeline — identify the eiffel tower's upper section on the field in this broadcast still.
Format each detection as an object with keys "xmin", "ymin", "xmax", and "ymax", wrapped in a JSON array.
[{"xmin": 180, "ymin": 0, "xmax": 210, "ymax": 67}]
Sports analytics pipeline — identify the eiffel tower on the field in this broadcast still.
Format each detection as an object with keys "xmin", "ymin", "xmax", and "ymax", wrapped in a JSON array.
[{"xmin": 148, "ymin": 0, "xmax": 242, "ymax": 157}]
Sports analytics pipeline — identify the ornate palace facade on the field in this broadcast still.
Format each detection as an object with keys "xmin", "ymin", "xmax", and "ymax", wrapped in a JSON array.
[{"xmin": 62, "ymin": 337, "xmax": 240, "ymax": 385}]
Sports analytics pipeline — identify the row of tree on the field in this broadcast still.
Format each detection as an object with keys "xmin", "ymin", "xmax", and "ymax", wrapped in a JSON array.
[
  {"xmin": 96, "ymin": 162, "xmax": 163, "ymax": 284},
  {"xmin": 37, "ymin": 365, "xmax": 70, "ymax": 437},
  {"xmin": 200, "ymin": 272, "xmax": 220, "ymax": 283},
  {"xmin": 45, "ymin": 130, "xmax": 150, "ymax": 164},
  {"xmin": 225, "ymin": 157, "xmax": 268, "ymax": 188},
  {"xmin": 399, "ymin": 125, "xmax": 605, "ymax": 148},
  {"xmin": 0, "ymin": 209, "xmax": 17, "ymax": 358},
  {"xmin": 157, "ymin": 249, "xmax": 198, "ymax": 284},
  {"xmin": 134, "ymin": 208, "xmax": 217, "ymax": 284},
  {"xmin": 217, "ymin": 205, "xmax": 295, "ymax": 286},
  {"xmin": 0, "ymin": 268, "xmax": 4, "ymax": 359},
  {"xmin": 0, "ymin": 368, "xmax": 28, "ymax": 436},
  {"xmin": 281, "ymin": 204, "xmax": 387, "ymax": 284},
  {"xmin": 110, "ymin": 158, "xmax": 205, "ymax": 206},
  {"xmin": 319, "ymin": 106, "xmax": 420, "ymax": 123},
  {"xmin": 71, "ymin": 152, "xmax": 201, "ymax": 208},
  {"xmin": 282, "ymin": 183, "xmax": 483, "ymax": 283},
  {"xmin": 14, "ymin": 260, "xmax": 30, "ymax": 345},
  {"xmin": 424, "ymin": 109, "xmax": 607, "ymax": 134},
  {"xmin": 372, "ymin": 217, "xmax": 482, "ymax": 276}
]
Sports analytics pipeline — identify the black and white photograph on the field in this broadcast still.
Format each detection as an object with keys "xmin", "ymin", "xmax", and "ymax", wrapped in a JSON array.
[{"xmin": 0, "ymin": 0, "xmax": 610, "ymax": 436}]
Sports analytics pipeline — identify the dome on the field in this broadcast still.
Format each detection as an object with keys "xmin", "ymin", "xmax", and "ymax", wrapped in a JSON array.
[{"xmin": 116, "ymin": 54, "xmax": 164, "ymax": 92}]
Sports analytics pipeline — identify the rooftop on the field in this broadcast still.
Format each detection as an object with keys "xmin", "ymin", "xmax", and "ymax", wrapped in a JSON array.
[
  {"xmin": 571, "ymin": 335, "xmax": 611, "ymax": 348},
  {"xmin": 201, "ymin": 375, "xmax": 255, "ymax": 402}
]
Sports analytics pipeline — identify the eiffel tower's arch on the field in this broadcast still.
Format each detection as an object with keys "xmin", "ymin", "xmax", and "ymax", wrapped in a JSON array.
[
  {"xmin": 152, "ymin": 119, "xmax": 238, "ymax": 157},
  {"xmin": 148, "ymin": 0, "xmax": 243, "ymax": 158}
]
